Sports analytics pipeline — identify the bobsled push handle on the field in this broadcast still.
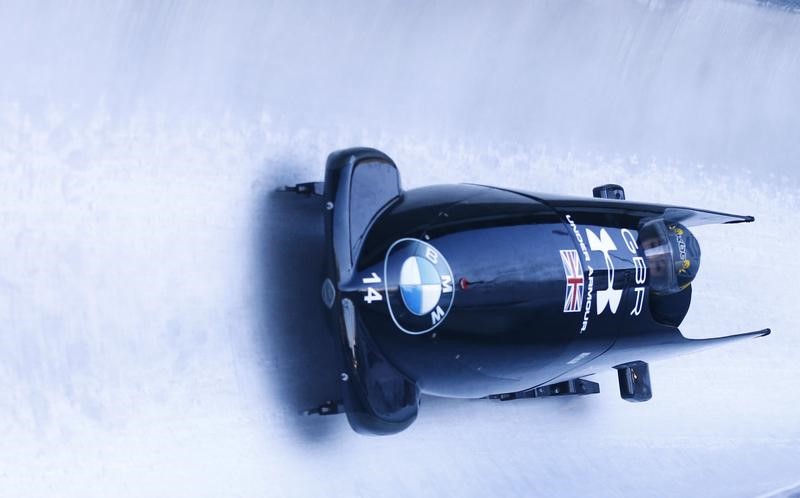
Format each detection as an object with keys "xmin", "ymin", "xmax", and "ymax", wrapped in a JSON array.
[
  {"xmin": 279, "ymin": 181, "xmax": 325, "ymax": 197},
  {"xmin": 593, "ymin": 184, "xmax": 626, "ymax": 200}
]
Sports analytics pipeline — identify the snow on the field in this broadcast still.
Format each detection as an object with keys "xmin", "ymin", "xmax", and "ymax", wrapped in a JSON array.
[{"xmin": 1, "ymin": 1, "xmax": 799, "ymax": 497}]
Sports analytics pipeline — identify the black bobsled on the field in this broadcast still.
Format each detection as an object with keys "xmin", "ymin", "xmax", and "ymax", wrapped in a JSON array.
[{"xmin": 282, "ymin": 147, "xmax": 770, "ymax": 435}]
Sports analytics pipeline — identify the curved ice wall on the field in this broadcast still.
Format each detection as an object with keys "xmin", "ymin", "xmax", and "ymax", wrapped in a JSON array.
[{"xmin": 1, "ymin": 0, "xmax": 799, "ymax": 176}]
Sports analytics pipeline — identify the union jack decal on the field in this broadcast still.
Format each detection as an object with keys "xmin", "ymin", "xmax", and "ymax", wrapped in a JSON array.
[{"xmin": 560, "ymin": 249, "xmax": 584, "ymax": 313}]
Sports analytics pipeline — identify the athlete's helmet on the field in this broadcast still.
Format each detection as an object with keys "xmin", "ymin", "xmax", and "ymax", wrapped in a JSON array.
[{"xmin": 638, "ymin": 220, "xmax": 701, "ymax": 295}]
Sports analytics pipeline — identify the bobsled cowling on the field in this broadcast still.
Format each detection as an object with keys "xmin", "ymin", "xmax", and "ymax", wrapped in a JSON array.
[
  {"xmin": 319, "ymin": 147, "xmax": 769, "ymax": 436},
  {"xmin": 322, "ymin": 148, "xmax": 420, "ymax": 435}
]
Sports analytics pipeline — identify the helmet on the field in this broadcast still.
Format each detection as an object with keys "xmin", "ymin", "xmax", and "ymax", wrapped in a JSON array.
[{"xmin": 638, "ymin": 220, "xmax": 701, "ymax": 295}]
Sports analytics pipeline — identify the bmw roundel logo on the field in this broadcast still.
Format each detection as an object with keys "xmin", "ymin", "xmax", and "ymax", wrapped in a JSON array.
[
  {"xmin": 399, "ymin": 256, "xmax": 443, "ymax": 316},
  {"xmin": 384, "ymin": 238, "xmax": 454, "ymax": 335}
]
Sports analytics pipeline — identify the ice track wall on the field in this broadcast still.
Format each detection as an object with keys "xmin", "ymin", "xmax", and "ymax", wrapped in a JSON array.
[{"xmin": 1, "ymin": 1, "xmax": 799, "ymax": 497}]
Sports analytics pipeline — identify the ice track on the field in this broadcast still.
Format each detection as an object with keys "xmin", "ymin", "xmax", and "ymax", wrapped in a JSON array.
[{"xmin": 1, "ymin": 1, "xmax": 799, "ymax": 497}]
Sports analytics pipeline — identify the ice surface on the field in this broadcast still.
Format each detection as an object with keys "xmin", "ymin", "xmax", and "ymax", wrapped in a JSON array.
[{"xmin": 1, "ymin": 1, "xmax": 798, "ymax": 497}]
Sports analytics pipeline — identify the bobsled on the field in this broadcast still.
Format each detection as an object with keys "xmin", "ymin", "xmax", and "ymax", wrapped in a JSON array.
[{"xmin": 281, "ymin": 147, "xmax": 770, "ymax": 435}]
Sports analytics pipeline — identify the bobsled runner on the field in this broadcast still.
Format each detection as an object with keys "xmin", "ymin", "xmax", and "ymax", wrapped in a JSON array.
[{"xmin": 281, "ymin": 147, "xmax": 770, "ymax": 435}]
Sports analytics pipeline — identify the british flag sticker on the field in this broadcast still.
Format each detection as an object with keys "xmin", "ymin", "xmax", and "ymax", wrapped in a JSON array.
[{"xmin": 560, "ymin": 249, "xmax": 584, "ymax": 313}]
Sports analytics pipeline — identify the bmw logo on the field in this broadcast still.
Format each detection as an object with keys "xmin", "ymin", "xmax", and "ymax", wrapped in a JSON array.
[{"xmin": 384, "ymin": 238, "xmax": 454, "ymax": 335}]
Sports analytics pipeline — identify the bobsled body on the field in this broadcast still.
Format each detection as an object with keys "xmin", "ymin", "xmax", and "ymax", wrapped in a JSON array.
[
  {"xmin": 354, "ymin": 183, "xmax": 638, "ymax": 398},
  {"xmin": 307, "ymin": 147, "xmax": 769, "ymax": 435}
]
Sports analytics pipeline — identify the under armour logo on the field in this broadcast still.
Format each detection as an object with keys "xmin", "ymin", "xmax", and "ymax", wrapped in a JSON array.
[{"xmin": 586, "ymin": 228, "xmax": 622, "ymax": 315}]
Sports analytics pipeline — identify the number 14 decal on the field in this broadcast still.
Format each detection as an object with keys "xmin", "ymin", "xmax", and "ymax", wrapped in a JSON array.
[{"xmin": 363, "ymin": 273, "xmax": 383, "ymax": 304}]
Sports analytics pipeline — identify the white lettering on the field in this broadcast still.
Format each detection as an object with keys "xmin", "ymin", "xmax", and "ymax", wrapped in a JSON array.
[
  {"xmin": 566, "ymin": 215, "xmax": 591, "ymax": 262},
  {"xmin": 431, "ymin": 305, "xmax": 445, "ymax": 324},
  {"xmin": 621, "ymin": 228, "xmax": 638, "ymax": 253},
  {"xmin": 425, "ymin": 246, "xmax": 439, "ymax": 264},
  {"xmin": 441, "ymin": 274, "xmax": 453, "ymax": 293},
  {"xmin": 631, "ymin": 287, "xmax": 645, "ymax": 316},
  {"xmin": 364, "ymin": 287, "xmax": 383, "ymax": 304},
  {"xmin": 362, "ymin": 272, "xmax": 382, "ymax": 284},
  {"xmin": 581, "ymin": 266, "xmax": 594, "ymax": 333},
  {"xmin": 676, "ymin": 234, "xmax": 687, "ymax": 260},
  {"xmin": 633, "ymin": 256, "xmax": 647, "ymax": 285}
]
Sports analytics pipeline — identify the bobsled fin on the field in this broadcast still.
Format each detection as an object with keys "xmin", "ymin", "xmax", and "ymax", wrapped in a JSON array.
[
  {"xmin": 662, "ymin": 207, "xmax": 754, "ymax": 227},
  {"xmin": 325, "ymin": 148, "xmax": 401, "ymax": 283},
  {"xmin": 337, "ymin": 298, "xmax": 420, "ymax": 435},
  {"xmin": 514, "ymin": 190, "xmax": 755, "ymax": 228},
  {"xmin": 676, "ymin": 327, "xmax": 770, "ymax": 351},
  {"xmin": 601, "ymin": 326, "xmax": 770, "ymax": 368}
]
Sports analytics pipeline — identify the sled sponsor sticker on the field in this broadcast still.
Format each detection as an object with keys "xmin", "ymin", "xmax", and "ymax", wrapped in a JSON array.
[
  {"xmin": 560, "ymin": 249, "xmax": 584, "ymax": 313},
  {"xmin": 564, "ymin": 214, "xmax": 649, "ymax": 333},
  {"xmin": 586, "ymin": 228, "xmax": 622, "ymax": 315},
  {"xmin": 384, "ymin": 238, "xmax": 454, "ymax": 335}
]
